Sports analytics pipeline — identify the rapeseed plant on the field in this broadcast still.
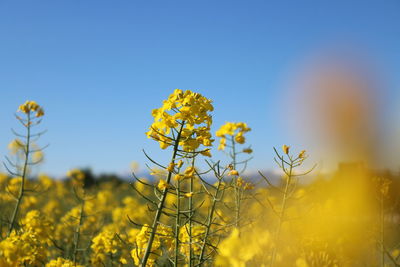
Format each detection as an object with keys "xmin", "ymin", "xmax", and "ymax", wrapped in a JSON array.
[{"xmin": 4, "ymin": 100, "xmax": 46, "ymax": 237}]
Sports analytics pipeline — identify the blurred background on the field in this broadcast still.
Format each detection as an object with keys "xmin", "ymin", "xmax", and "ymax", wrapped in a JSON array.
[{"xmin": 0, "ymin": 0, "xmax": 399, "ymax": 177}]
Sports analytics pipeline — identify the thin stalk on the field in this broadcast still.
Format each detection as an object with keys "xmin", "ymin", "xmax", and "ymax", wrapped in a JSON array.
[
  {"xmin": 174, "ymin": 178, "xmax": 181, "ymax": 266},
  {"xmin": 73, "ymin": 195, "xmax": 85, "ymax": 264},
  {"xmin": 188, "ymin": 158, "xmax": 195, "ymax": 267},
  {"xmin": 231, "ymin": 137, "xmax": 240, "ymax": 230},
  {"xmin": 270, "ymin": 161, "xmax": 293, "ymax": 267},
  {"xmin": 140, "ymin": 124, "xmax": 184, "ymax": 267},
  {"xmin": 231, "ymin": 137, "xmax": 237, "ymax": 170},
  {"xmin": 8, "ymin": 113, "xmax": 31, "ymax": 236},
  {"xmin": 198, "ymin": 177, "xmax": 223, "ymax": 266},
  {"xmin": 110, "ymin": 252, "xmax": 114, "ymax": 267}
]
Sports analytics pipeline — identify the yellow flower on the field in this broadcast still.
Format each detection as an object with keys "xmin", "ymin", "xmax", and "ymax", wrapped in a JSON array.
[
  {"xmin": 236, "ymin": 177, "xmax": 244, "ymax": 187},
  {"xmin": 234, "ymin": 132, "xmax": 245, "ymax": 144},
  {"xmin": 17, "ymin": 100, "xmax": 44, "ymax": 117},
  {"xmin": 184, "ymin": 192, "xmax": 194, "ymax": 198},
  {"xmin": 216, "ymin": 122, "xmax": 251, "ymax": 149},
  {"xmin": 179, "ymin": 223, "xmax": 205, "ymax": 256},
  {"xmin": 67, "ymin": 169, "xmax": 85, "ymax": 187},
  {"xmin": 296, "ymin": 258, "xmax": 310, "ymax": 267},
  {"xmin": 0, "ymin": 211, "xmax": 53, "ymax": 267},
  {"xmin": 244, "ymin": 182, "xmax": 254, "ymax": 190},
  {"xmin": 173, "ymin": 174, "xmax": 184, "ymax": 181},
  {"xmin": 242, "ymin": 148, "xmax": 253, "ymax": 154},
  {"xmin": 146, "ymin": 90, "xmax": 214, "ymax": 152},
  {"xmin": 158, "ymin": 179, "xmax": 169, "ymax": 190},
  {"xmin": 200, "ymin": 149, "xmax": 212, "ymax": 157},
  {"xmin": 218, "ymin": 137, "xmax": 226, "ymax": 150},
  {"xmin": 216, "ymin": 227, "xmax": 270, "ymax": 266},
  {"xmin": 184, "ymin": 166, "xmax": 196, "ymax": 178},
  {"xmin": 216, "ymin": 122, "xmax": 251, "ymax": 137},
  {"xmin": 131, "ymin": 224, "xmax": 172, "ymax": 266},
  {"xmin": 90, "ymin": 226, "xmax": 121, "ymax": 265},
  {"xmin": 177, "ymin": 160, "xmax": 184, "ymax": 168},
  {"xmin": 33, "ymin": 150, "xmax": 44, "ymax": 162},
  {"xmin": 46, "ymin": 258, "xmax": 84, "ymax": 267},
  {"xmin": 228, "ymin": 170, "xmax": 239, "ymax": 176},
  {"xmin": 166, "ymin": 162, "xmax": 175, "ymax": 173},
  {"xmin": 36, "ymin": 108, "xmax": 45, "ymax": 117},
  {"xmin": 8, "ymin": 139, "xmax": 25, "ymax": 154},
  {"xmin": 298, "ymin": 150, "xmax": 306, "ymax": 159},
  {"xmin": 67, "ymin": 169, "xmax": 85, "ymax": 180},
  {"xmin": 282, "ymin": 145, "xmax": 290, "ymax": 155}
]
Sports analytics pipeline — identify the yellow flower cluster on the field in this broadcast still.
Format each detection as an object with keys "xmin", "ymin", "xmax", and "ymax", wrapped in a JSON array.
[
  {"xmin": 158, "ymin": 179, "xmax": 169, "ymax": 190},
  {"xmin": 216, "ymin": 122, "xmax": 251, "ymax": 150},
  {"xmin": 67, "ymin": 169, "xmax": 85, "ymax": 187},
  {"xmin": 45, "ymin": 258, "xmax": 84, "ymax": 267},
  {"xmin": 216, "ymin": 227, "xmax": 271, "ymax": 266},
  {"xmin": 112, "ymin": 196, "xmax": 149, "ymax": 228},
  {"xmin": 0, "ymin": 210, "xmax": 52, "ymax": 266},
  {"xmin": 282, "ymin": 144, "xmax": 290, "ymax": 154},
  {"xmin": 0, "ymin": 231, "xmax": 48, "ymax": 266},
  {"xmin": 131, "ymin": 224, "xmax": 173, "ymax": 266},
  {"xmin": 236, "ymin": 177, "xmax": 254, "ymax": 190},
  {"xmin": 8, "ymin": 138, "xmax": 25, "ymax": 154},
  {"xmin": 6, "ymin": 176, "xmax": 23, "ymax": 196},
  {"xmin": 282, "ymin": 145, "xmax": 307, "ymax": 159},
  {"xmin": 90, "ymin": 226, "xmax": 121, "ymax": 265},
  {"xmin": 21, "ymin": 210, "xmax": 53, "ymax": 244},
  {"xmin": 179, "ymin": 224, "xmax": 205, "ymax": 257},
  {"xmin": 18, "ymin": 100, "xmax": 44, "ymax": 117},
  {"xmin": 66, "ymin": 169, "xmax": 85, "ymax": 180},
  {"xmin": 146, "ymin": 89, "xmax": 214, "ymax": 154},
  {"xmin": 55, "ymin": 203, "xmax": 99, "ymax": 244}
]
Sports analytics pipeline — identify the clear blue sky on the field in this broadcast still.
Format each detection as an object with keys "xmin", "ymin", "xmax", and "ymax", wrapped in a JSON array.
[{"xmin": 0, "ymin": 0, "xmax": 399, "ymax": 177}]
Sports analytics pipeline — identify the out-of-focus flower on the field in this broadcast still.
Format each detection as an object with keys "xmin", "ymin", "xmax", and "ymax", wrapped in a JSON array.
[
  {"xmin": 228, "ymin": 170, "xmax": 239, "ymax": 176},
  {"xmin": 298, "ymin": 150, "xmax": 306, "ymax": 159},
  {"xmin": 8, "ymin": 139, "xmax": 25, "ymax": 155},
  {"xmin": 18, "ymin": 100, "xmax": 44, "ymax": 117},
  {"xmin": 282, "ymin": 145, "xmax": 290, "ymax": 155},
  {"xmin": 184, "ymin": 166, "xmax": 196, "ymax": 178},
  {"xmin": 46, "ymin": 258, "xmax": 84, "ymax": 267},
  {"xmin": 216, "ymin": 122, "xmax": 251, "ymax": 150},
  {"xmin": 184, "ymin": 192, "xmax": 194, "ymax": 198},
  {"xmin": 166, "ymin": 162, "xmax": 175, "ymax": 173},
  {"xmin": 243, "ymin": 148, "xmax": 253, "ymax": 154}
]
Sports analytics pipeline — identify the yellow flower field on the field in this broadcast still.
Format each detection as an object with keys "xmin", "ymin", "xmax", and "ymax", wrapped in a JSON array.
[{"xmin": 0, "ymin": 90, "xmax": 398, "ymax": 267}]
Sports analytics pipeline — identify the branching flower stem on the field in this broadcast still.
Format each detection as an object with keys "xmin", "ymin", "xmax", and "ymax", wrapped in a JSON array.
[
  {"xmin": 175, "ymin": 172, "xmax": 181, "ymax": 266},
  {"xmin": 140, "ymin": 124, "xmax": 184, "ymax": 267},
  {"xmin": 229, "ymin": 137, "xmax": 243, "ymax": 231},
  {"xmin": 7, "ymin": 113, "xmax": 31, "ymax": 236},
  {"xmin": 270, "ymin": 156, "xmax": 294, "ymax": 267},
  {"xmin": 198, "ymin": 168, "xmax": 224, "ymax": 266},
  {"xmin": 188, "ymin": 157, "xmax": 195, "ymax": 267}
]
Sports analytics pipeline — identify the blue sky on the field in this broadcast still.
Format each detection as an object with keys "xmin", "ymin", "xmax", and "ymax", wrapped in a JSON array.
[{"xmin": 0, "ymin": 0, "xmax": 399, "ymax": 177}]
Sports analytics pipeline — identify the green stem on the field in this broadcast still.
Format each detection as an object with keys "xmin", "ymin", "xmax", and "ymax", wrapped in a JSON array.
[
  {"xmin": 8, "ymin": 113, "xmax": 31, "ymax": 236},
  {"xmin": 198, "ymin": 177, "xmax": 223, "ymax": 266},
  {"xmin": 73, "ymin": 195, "xmax": 85, "ymax": 264},
  {"xmin": 270, "ymin": 161, "xmax": 293, "ymax": 267},
  {"xmin": 140, "ymin": 124, "xmax": 184, "ymax": 267},
  {"xmin": 231, "ymin": 137, "xmax": 240, "ymax": 230},
  {"xmin": 175, "ymin": 177, "xmax": 181, "ymax": 266},
  {"xmin": 188, "ymin": 158, "xmax": 195, "ymax": 267}
]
